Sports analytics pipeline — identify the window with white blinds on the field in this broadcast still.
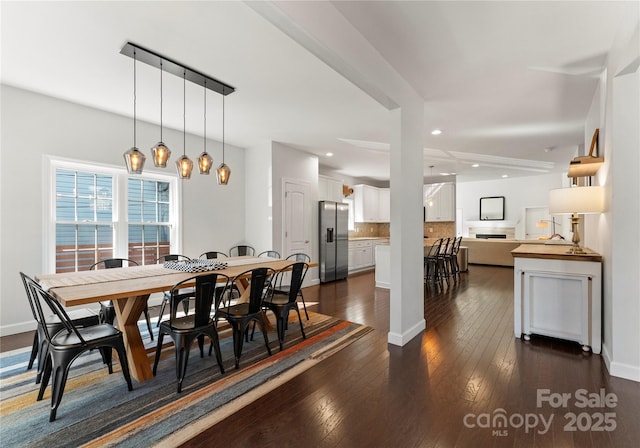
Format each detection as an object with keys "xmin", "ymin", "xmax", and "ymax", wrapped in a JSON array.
[
  {"xmin": 49, "ymin": 160, "xmax": 179, "ymax": 273},
  {"xmin": 127, "ymin": 178, "xmax": 172, "ymax": 265}
]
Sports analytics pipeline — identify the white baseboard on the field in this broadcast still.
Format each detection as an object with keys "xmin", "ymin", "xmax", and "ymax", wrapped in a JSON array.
[
  {"xmin": 0, "ymin": 321, "xmax": 37, "ymax": 337},
  {"xmin": 601, "ymin": 343, "xmax": 640, "ymax": 382},
  {"xmin": 375, "ymin": 280, "xmax": 390, "ymax": 289},
  {"xmin": 305, "ymin": 278, "xmax": 320, "ymax": 287},
  {"xmin": 387, "ymin": 319, "xmax": 426, "ymax": 346},
  {"xmin": 609, "ymin": 361, "xmax": 640, "ymax": 382}
]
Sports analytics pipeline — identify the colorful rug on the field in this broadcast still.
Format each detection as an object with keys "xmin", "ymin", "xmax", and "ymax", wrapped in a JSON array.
[{"xmin": 0, "ymin": 312, "xmax": 372, "ymax": 447}]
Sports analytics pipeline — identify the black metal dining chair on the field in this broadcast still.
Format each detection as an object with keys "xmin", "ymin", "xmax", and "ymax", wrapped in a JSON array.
[
  {"xmin": 271, "ymin": 253, "xmax": 311, "ymax": 320},
  {"xmin": 21, "ymin": 273, "xmax": 101, "ymax": 385},
  {"xmin": 215, "ymin": 267, "xmax": 274, "ymax": 369},
  {"xmin": 155, "ymin": 254, "xmax": 193, "ymax": 327},
  {"xmin": 21, "ymin": 272, "xmax": 133, "ymax": 422},
  {"xmin": 258, "ymin": 250, "xmax": 281, "ymax": 259},
  {"xmin": 261, "ymin": 262, "xmax": 308, "ymax": 350},
  {"xmin": 199, "ymin": 251, "xmax": 228, "ymax": 260},
  {"xmin": 89, "ymin": 258, "xmax": 154, "ymax": 340},
  {"xmin": 153, "ymin": 273, "xmax": 229, "ymax": 392},
  {"xmin": 228, "ymin": 245, "xmax": 255, "ymax": 257}
]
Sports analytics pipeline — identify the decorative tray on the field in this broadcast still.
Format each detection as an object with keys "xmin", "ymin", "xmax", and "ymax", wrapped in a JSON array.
[{"xmin": 163, "ymin": 260, "xmax": 228, "ymax": 273}]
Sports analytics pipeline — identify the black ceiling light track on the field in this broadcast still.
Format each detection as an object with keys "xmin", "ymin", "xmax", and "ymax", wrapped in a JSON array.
[{"xmin": 120, "ymin": 42, "xmax": 235, "ymax": 96}]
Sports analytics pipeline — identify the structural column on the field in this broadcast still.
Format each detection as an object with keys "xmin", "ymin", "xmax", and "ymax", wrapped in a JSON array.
[{"xmin": 388, "ymin": 99, "xmax": 426, "ymax": 346}]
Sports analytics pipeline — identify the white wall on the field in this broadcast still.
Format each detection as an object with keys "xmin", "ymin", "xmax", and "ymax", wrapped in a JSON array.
[
  {"xmin": 244, "ymin": 143, "xmax": 273, "ymax": 253},
  {"xmin": 610, "ymin": 69, "xmax": 640, "ymax": 381},
  {"xmin": 271, "ymin": 142, "xmax": 319, "ymax": 283},
  {"xmin": 0, "ymin": 85, "xmax": 246, "ymax": 335},
  {"xmin": 318, "ymin": 167, "xmax": 355, "ymax": 188},
  {"xmin": 181, "ymin": 147, "xmax": 246, "ymax": 258},
  {"xmin": 590, "ymin": 7, "xmax": 640, "ymax": 381},
  {"xmin": 456, "ymin": 173, "xmax": 564, "ymax": 239},
  {"xmin": 605, "ymin": 70, "xmax": 640, "ymax": 381}
]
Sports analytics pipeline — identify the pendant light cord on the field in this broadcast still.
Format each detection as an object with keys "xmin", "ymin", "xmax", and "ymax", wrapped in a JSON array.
[
  {"xmin": 183, "ymin": 71, "xmax": 186, "ymax": 157},
  {"xmin": 160, "ymin": 61, "xmax": 163, "ymax": 142},
  {"xmin": 203, "ymin": 81, "xmax": 207, "ymax": 152},
  {"xmin": 222, "ymin": 88, "xmax": 225, "ymax": 162},
  {"xmin": 133, "ymin": 50, "xmax": 137, "ymax": 147}
]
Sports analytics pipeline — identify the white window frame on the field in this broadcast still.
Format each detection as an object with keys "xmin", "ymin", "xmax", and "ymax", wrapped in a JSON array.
[{"xmin": 44, "ymin": 156, "xmax": 181, "ymax": 273}]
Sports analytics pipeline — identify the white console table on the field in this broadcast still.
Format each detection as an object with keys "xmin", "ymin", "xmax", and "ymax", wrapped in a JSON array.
[{"xmin": 512, "ymin": 244, "xmax": 602, "ymax": 354}]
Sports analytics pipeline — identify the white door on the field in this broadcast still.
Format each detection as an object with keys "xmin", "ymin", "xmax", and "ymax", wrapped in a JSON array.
[{"xmin": 284, "ymin": 180, "xmax": 312, "ymax": 258}]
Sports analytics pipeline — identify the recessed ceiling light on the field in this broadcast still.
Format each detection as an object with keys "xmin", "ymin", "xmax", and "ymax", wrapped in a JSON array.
[
  {"xmin": 440, "ymin": 172, "xmax": 449, "ymax": 176},
  {"xmin": 431, "ymin": 129, "xmax": 442, "ymax": 136},
  {"xmin": 472, "ymin": 163, "xmax": 480, "ymax": 168},
  {"xmin": 501, "ymin": 174, "xmax": 509, "ymax": 178},
  {"xmin": 325, "ymin": 152, "xmax": 333, "ymax": 157}
]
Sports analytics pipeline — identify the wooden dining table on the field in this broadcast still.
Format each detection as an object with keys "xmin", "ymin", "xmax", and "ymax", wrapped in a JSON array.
[{"xmin": 36, "ymin": 257, "xmax": 313, "ymax": 383}]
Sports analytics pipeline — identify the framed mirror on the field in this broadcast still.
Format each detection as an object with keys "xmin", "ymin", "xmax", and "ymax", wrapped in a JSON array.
[{"xmin": 480, "ymin": 196, "xmax": 505, "ymax": 221}]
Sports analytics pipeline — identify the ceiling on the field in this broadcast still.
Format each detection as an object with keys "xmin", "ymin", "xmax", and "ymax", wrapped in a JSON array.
[{"xmin": 1, "ymin": 1, "xmax": 634, "ymax": 183}]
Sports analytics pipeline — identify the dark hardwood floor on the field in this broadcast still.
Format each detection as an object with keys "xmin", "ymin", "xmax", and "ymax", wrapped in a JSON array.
[
  {"xmin": 179, "ymin": 266, "xmax": 640, "ymax": 448},
  {"xmin": 4, "ymin": 266, "xmax": 639, "ymax": 447}
]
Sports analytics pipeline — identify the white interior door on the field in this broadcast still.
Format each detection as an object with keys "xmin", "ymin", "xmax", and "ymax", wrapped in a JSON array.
[{"xmin": 284, "ymin": 180, "xmax": 312, "ymax": 258}]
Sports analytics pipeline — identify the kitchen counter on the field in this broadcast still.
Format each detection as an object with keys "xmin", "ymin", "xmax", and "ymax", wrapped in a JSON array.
[
  {"xmin": 462, "ymin": 238, "xmax": 541, "ymax": 267},
  {"xmin": 349, "ymin": 237, "xmax": 390, "ymax": 241},
  {"xmin": 375, "ymin": 238, "xmax": 457, "ymax": 288},
  {"xmin": 348, "ymin": 238, "xmax": 389, "ymax": 274}
]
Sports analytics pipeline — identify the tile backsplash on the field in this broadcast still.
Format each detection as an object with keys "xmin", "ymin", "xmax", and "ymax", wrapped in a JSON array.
[
  {"xmin": 349, "ymin": 222, "xmax": 389, "ymax": 238},
  {"xmin": 423, "ymin": 222, "xmax": 455, "ymax": 238},
  {"xmin": 349, "ymin": 222, "xmax": 455, "ymax": 239}
]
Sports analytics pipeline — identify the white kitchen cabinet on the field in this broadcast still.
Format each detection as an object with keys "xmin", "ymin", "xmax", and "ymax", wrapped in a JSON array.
[
  {"xmin": 378, "ymin": 188, "xmax": 390, "ymax": 222},
  {"xmin": 318, "ymin": 175, "xmax": 344, "ymax": 203},
  {"xmin": 354, "ymin": 185, "xmax": 378, "ymax": 222},
  {"xmin": 348, "ymin": 239, "xmax": 375, "ymax": 272},
  {"xmin": 353, "ymin": 184, "xmax": 389, "ymax": 222},
  {"xmin": 424, "ymin": 182, "xmax": 455, "ymax": 222},
  {"xmin": 375, "ymin": 243, "xmax": 391, "ymax": 289}
]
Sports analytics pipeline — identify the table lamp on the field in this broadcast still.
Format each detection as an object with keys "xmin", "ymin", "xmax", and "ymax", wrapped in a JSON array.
[
  {"xmin": 536, "ymin": 217, "xmax": 558, "ymax": 234},
  {"xmin": 548, "ymin": 186, "xmax": 605, "ymax": 254}
]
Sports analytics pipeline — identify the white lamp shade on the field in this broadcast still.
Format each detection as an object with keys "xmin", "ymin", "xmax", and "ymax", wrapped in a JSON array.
[{"xmin": 549, "ymin": 186, "xmax": 605, "ymax": 214}]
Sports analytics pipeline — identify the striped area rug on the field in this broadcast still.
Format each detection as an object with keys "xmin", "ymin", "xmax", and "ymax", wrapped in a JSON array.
[{"xmin": 0, "ymin": 312, "xmax": 372, "ymax": 447}]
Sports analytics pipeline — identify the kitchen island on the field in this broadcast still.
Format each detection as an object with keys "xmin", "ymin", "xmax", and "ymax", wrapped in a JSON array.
[
  {"xmin": 512, "ymin": 244, "xmax": 602, "ymax": 353},
  {"xmin": 374, "ymin": 239, "xmax": 440, "ymax": 288},
  {"xmin": 349, "ymin": 237, "xmax": 390, "ymax": 274}
]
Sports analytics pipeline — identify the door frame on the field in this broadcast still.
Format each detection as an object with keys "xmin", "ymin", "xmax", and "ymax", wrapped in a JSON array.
[
  {"xmin": 281, "ymin": 177, "xmax": 318, "ymax": 287},
  {"xmin": 281, "ymin": 177, "xmax": 314, "ymax": 258}
]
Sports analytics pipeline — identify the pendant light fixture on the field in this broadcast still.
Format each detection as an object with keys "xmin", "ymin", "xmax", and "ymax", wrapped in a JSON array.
[
  {"xmin": 198, "ymin": 81, "xmax": 213, "ymax": 174},
  {"xmin": 216, "ymin": 87, "xmax": 231, "ymax": 185},
  {"xmin": 123, "ymin": 50, "xmax": 146, "ymax": 174},
  {"xmin": 120, "ymin": 43, "xmax": 235, "ymax": 178},
  {"xmin": 151, "ymin": 61, "xmax": 171, "ymax": 167},
  {"xmin": 176, "ymin": 70, "xmax": 194, "ymax": 179}
]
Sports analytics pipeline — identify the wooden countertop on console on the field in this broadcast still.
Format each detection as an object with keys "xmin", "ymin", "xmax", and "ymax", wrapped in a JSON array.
[{"xmin": 511, "ymin": 244, "xmax": 602, "ymax": 262}]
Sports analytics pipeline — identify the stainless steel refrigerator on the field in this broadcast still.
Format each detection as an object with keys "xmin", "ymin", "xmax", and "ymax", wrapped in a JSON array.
[{"xmin": 319, "ymin": 201, "xmax": 349, "ymax": 283}]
